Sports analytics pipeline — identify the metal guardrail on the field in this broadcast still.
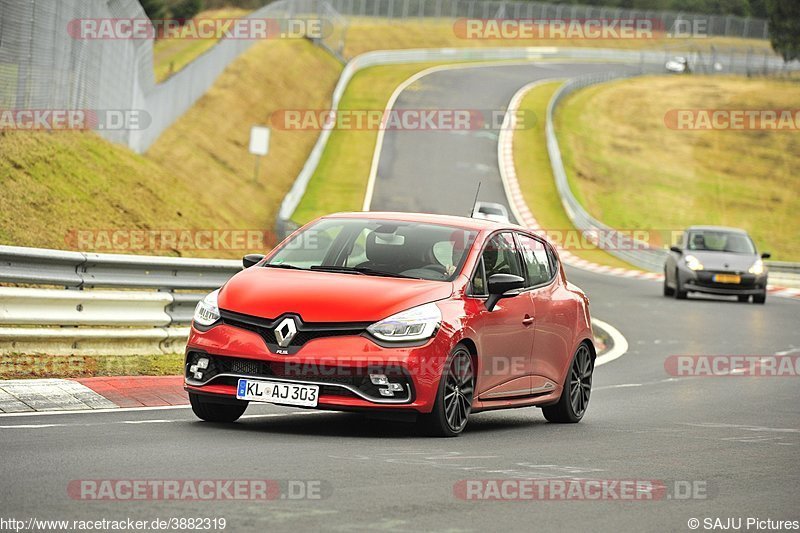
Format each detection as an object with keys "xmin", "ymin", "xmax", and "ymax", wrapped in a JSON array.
[
  {"xmin": 0, "ymin": 245, "xmax": 241, "ymax": 290},
  {"xmin": 0, "ymin": 287, "xmax": 172, "ymax": 327},
  {"xmin": 766, "ymin": 262, "xmax": 800, "ymax": 274},
  {"xmin": 0, "ymin": 246, "xmax": 243, "ymax": 354},
  {"xmin": 0, "ymin": 245, "xmax": 242, "ymax": 334},
  {"xmin": 0, "ymin": 326, "xmax": 190, "ymax": 357},
  {"xmin": 545, "ymin": 71, "xmax": 668, "ymax": 272}
]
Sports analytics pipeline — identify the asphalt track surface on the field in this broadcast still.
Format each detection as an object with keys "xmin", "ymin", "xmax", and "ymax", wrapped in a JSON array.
[{"xmin": 2, "ymin": 62, "xmax": 799, "ymax": 533}]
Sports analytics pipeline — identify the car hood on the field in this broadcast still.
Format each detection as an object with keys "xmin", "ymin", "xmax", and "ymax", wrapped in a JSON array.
[
  {"xmin": 218, "ymin": 267, "xmax": 453, "ymax": 323},
  {"xmin": 684, "ymin": 251, "xmax": 758, "ymax": 272}
]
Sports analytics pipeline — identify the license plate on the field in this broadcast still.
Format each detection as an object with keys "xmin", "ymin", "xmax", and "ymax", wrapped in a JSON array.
[
  {"xmin": 236, "ymin": 379, "xmax": 319, "ymax": 407},
  {"xmin": 713, "ymin": 274, "xmax": 741, "ymax": 284}
]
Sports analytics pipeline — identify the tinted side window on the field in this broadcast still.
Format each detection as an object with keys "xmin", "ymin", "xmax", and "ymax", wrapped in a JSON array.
[
  {"xmin": 483, "ymin": 233, "xmax": 523, "ymax": 279},
  {"xmin": 517, "ymin": 234, "xmax": 554, "ymax": 287}
]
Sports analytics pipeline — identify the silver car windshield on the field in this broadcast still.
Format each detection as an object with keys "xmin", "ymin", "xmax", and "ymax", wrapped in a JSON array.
[{"xmin": 687, "ymin": 231, "xmax": 756, "ymax": 254}]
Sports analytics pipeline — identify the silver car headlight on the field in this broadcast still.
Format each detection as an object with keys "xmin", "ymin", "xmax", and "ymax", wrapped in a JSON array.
[
  {"xmin": 748, "ymin": 259, "xmax": 764, "ymax": 275},
  {"xmin": 367, "ymin": 302, "xmax": 442, "ymax": 342},
  {"xmin": 193, "ymin": 289, "xmax": 221, "ymax": 327},
  {"xmin": 684, "ymin": 254, "xmax": 704, "ymax": 271}
]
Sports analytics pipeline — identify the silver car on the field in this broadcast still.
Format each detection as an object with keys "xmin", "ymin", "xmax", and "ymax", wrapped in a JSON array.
[
  {"xmin": 664, "ymin": 226, "xmax": 770, "ymax": 304},
  {"xmin": 472, "ymin": 201, "xmax": 510, "ymax": 223}
]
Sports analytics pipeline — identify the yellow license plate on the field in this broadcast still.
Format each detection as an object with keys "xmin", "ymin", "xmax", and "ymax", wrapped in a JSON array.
[{"xmin": 713, "ymin": 274, "xmax": 741, "ymax": 284}]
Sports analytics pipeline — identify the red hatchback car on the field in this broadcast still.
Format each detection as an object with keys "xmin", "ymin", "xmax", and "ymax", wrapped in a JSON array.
[{"xmin": 185, "ymin": 212, "xmax": 595, "ymax": 436}]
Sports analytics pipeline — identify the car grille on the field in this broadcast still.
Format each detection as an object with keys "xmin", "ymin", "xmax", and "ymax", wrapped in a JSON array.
[
  {"xmin": 219, "ymin": 309, "xmax": 368, "ymax": 354},
  {"xmin": 185, "ymin": 352, "xmax": 412, "ymax": 403},
  {"xmin": 694, "ymin": 271, "xmax": 758, "ymax": 289}
]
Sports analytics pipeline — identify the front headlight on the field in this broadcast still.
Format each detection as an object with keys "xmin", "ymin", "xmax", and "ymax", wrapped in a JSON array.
[
  {"xmin": 684, "ymin": 254, "xmax": 704, "ymax": 271},
  {"xmin": 749, "ymin": 259, "xmax": 764, "ymax": 275},
  {"xmin": 193, "ymin": 289, "xmax": 220, "ymax": 327},
  {"xmin": 367, "ymin": 302, "xmax": 442, "ymax": 342}
]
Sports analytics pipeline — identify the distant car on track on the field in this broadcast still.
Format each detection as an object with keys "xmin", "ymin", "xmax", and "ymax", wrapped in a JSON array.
[
  {"xmin": 663, "ymin": 226, "xmax": 770, "ymax": 303},
  {"xmin": 665, "ymin": 56, "xmax": 690, "ymax": 73},
  {"xmin": 472, "ymin": 201, "xmax": 510, "ymax": 223},
  {"xmin": 185, "ymin": 212, "xmax": 595, "ymax": 436}
]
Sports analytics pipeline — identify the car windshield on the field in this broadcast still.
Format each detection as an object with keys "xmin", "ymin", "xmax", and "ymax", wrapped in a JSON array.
[
  {"xmin": 686, "ymin": 230, "xmax": 756, "ymax": 254},
  {"xmin": 265, "ymin": 218, "xmax": 478, "ymax": 281}
]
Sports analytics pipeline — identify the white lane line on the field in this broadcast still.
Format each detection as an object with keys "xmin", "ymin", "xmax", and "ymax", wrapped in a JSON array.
[
  {"xmin": 594, "ymin": 376, "xmax": 690, "ymax": 392},
  {"xmin": 362, "ymin": 60, "xmax": 563, "ymax": 211},
  {"xmin": 683, "ymin": 423, "xmax": 800, "ymax": 434},
  {"xmin": 122, "ymin": 419, "xmax": 175, "ymax": 424},
  {"xmin": 594, "ymin": 383, "xmax": 642, "ymax": 391},
  {"xmin": 0, "ymin": 410, "xmax": 329, "ymax": 429},
  {"xmin": 0, "ymin": 423, "xmax": 64, "ymax": 429},
  {"xmin": 240, "ymin": 411, "xmax": 327, "ymax": 420},
  {"xmin": 593, "ymin": 318, "xmax": 629, "ymax": 367},
  {"xmin": 0, "ymin": 404, "xmax": 191, "ymax": 418}
]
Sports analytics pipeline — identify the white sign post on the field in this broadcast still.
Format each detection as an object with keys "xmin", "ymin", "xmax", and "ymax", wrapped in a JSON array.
[{"xmin": 249, "ymin": 126, "xmax": 270, "ymax": 183}]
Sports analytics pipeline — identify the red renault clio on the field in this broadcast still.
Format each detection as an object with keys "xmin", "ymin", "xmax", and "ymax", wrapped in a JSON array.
[{"xmin": 185, "ymin": 212, "xmax": 594, "ymax": 436}]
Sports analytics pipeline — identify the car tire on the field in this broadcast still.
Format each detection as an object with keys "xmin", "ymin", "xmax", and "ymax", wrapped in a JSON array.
[
  {"xmin": 542, "ymin": 343, "xmax": 593, "ymax": 424},
  {"xmin": 674, "ymin": 269, "xmax": 688, "ymax": 300},
  {"xmin": 420, "ymin": 345, "xmax": 474, "ymax": 437},
  {"xmin": 738, "ymin": 295, "xmax": 750, "ymax": 303},
  {"xmin": 189, "ymin": 393, "xmax": 248, "ymax": 423},
  {"xmin": 663, "ymin": 270, "xmax": 675, "ymax": 297},
  {"xmin": 753, "ymin": 291, "xmax": 767, "ymax": 304}
]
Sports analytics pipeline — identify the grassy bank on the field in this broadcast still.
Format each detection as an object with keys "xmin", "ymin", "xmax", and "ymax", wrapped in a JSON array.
[
  {"xmin": 513, "ymin": 82, "xmax": 639, "ymax": 270},
  {"xmin": 1, "ymin": 39, "xmax": 342, "ymax": 257},
  {"xmin": 556, "ymin": 75, "xmax": 800, "ymax": 261}
]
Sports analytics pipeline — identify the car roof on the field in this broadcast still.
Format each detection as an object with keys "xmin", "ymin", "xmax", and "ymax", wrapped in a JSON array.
[
  {"xmin": 685, "ymin": 225, "xmax": 749, "ymax": 234},
  {"xmin": 323, "ymin": 211, "xmax": 523, "ymax": 232}
]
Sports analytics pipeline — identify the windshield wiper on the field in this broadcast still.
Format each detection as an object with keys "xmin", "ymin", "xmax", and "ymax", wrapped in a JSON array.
[
  {"xmin": 262, "ymin": 263, "xmax": 306, "ymax": 270},
  {"xmin": 310, "ymin": 265, "xmax": 415, "ymax": 279}
]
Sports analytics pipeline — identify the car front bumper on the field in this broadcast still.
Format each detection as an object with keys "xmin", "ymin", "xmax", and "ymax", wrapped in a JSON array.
[
  {"xmin": 184, "ymin": 322, "xmax": 451, "ymax": 414},
  {"xmin": 680, "ymin": 269, "xmax": 767, "ymax": 295}
]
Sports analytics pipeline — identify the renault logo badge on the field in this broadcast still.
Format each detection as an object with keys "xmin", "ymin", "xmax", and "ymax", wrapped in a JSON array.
[{"xmin": 274, "ymin": 317, "xmax": 297, "ymax": 348}]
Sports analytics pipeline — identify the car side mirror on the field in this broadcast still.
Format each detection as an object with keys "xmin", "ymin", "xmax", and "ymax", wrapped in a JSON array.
[
  {"xmin": 485, "ymin": 274, "xmax": 525, "ymax": 312},
  {"xmin": 761, "ymin": 252, "xmax": 771, "ymax": 259},
  {"xmin": 243, "ymin": 254, "xmax": 266, "ymax": 269},
  {"xmin": 670, "ymin": 246, "xmax": 682, "ymax": 254}
]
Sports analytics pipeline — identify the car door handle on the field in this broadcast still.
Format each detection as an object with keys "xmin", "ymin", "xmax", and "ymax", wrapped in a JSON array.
[{"xmin": 522, "ymin": 315, "xmax": 535, "ymax": 326}]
